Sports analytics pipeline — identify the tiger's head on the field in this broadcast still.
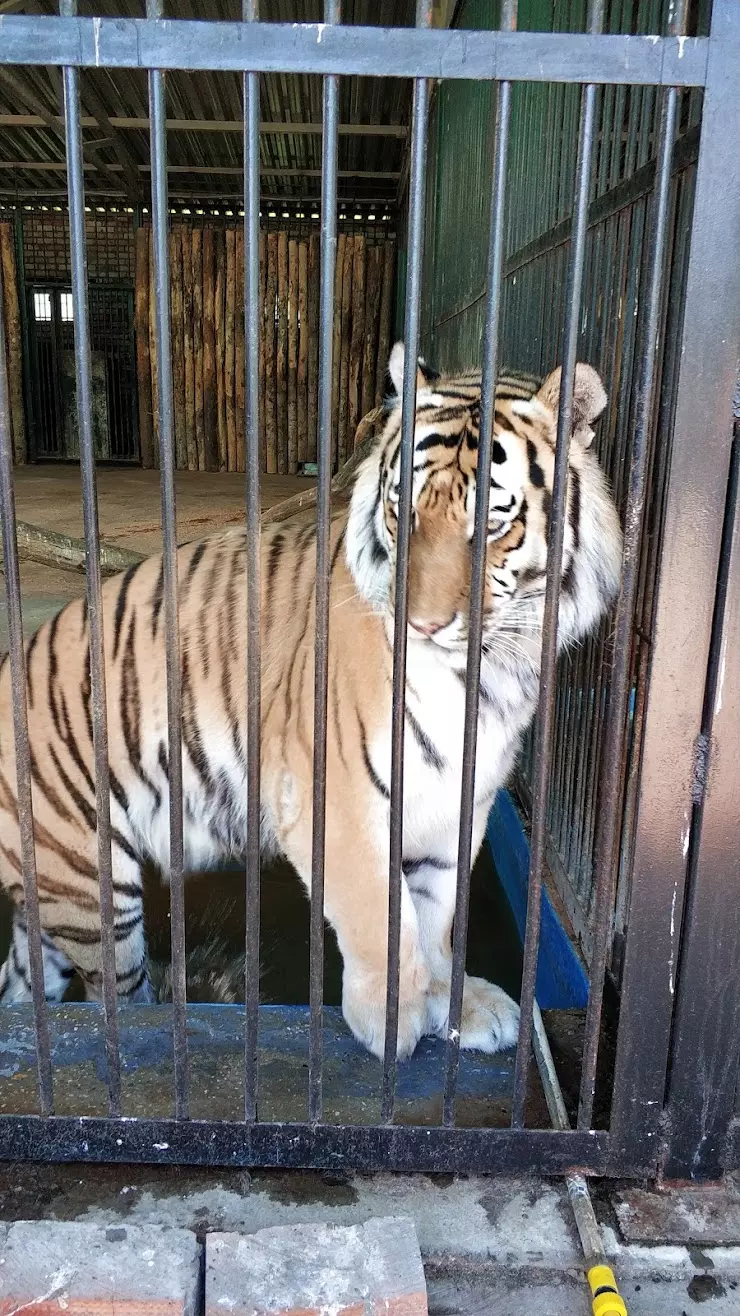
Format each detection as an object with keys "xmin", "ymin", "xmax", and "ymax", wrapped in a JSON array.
[{"xmin": 346, "ymin": 342, "xmax": 622, "ymax": 666}]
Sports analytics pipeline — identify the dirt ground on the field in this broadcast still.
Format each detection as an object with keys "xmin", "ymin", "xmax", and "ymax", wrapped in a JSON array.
[{"xmin": 1, "ymin": 465, "xmax": 310, "ymax": 649}]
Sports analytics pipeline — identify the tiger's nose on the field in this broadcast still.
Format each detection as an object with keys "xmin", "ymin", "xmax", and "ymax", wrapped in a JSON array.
[{"xmin": 409, "ymin": 617, "xmax": 445, "ymax": 637}]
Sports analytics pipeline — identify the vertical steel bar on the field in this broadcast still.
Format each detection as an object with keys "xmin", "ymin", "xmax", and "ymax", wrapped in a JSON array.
[
  {"xmin": 61, "ymin": 0, "xmax": 121, "ymax": 1116},
  {"xmin": 0, "ymin": 238, "xmax": 53, "ymax": 1119},
  {"xmin": 308, "ymin": 0, "xmax": 340, "ymax": 1126},
  {"xmin": 577, "ymin": 0, "xmax": 688, "ymax": 1132},
  {"xmin": 147, "ymin": 0, "xmax": 188, "ymax": 1120},
  {"xmin": 442, "ymin": 0, "xmax": 517, "ymax": 1129},
  {"xmin": 609, "ymin": 0, "xmax": 740, "ymax": 1171},
  {"xmin": 511, "ymin": 1, "xmax": 605, "ymax": 1129},
  {"xmin": 243, "ymin": 0, "xmax": 261, "ymax": 1124},
  {"xmin": 380, "ymin": 0, "xmax": 432, "ymax": 1126},
  {"xmin": 664, "ymin": 422, "xmax": 740, "ymax": 1179}
]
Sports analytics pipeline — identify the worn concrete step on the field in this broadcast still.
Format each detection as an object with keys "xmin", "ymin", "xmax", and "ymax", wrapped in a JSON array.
[
  {"xmin": 0, "ymin": 1220, "xmax": 200, "ymax": 1314},
  {"xmin": 206, "ymin": 1217, "xmax": 427, "ymax": 1316}
]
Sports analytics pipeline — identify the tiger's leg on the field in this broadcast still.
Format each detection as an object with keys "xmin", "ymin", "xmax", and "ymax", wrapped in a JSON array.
[
  {"xmin": 279, "ymin": 798, "xmax": 430, "ymax": 1061},
  {"xmin": 0, "ymin": 913, "xmax": 76, "ymax": 1003},
  {"xmin": 410, "ymin": 808, "xmax": 520, "ymax": 1053},
  {"xmin": 47, "ymin": 851, "xmax": 154, "ymax": 1006}
]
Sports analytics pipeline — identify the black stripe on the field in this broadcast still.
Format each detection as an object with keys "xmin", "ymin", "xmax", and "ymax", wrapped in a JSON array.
[
  {"xmin": 415, "ymin": 431, "xmax": 463, "ymax": 454},
  {"xmin": 405, "ymin": 705, "xmax": 445, "ymax": 772},
  {"xmin": 185, "ymin": 540, "xmax": 207, "ymax": 592},
  {"xmin": 121, "ymin": 614, "xmax": 162, "ymax": 808},
  {"xmin": 526, "ymin": 438, "xmax": 545, "ymax": 489},
  {"xmin": 332, "ymin": 660, "xmax": 347, "ymax": 771},
  {"xmin": 402, "ymin": 856, "xmax": 452, "ymax": 876},
  {"xmin": 357, "ymin": 710, "xmax": 389, "ymax": 800},
  {"xmin": 45, "ymin": 915, "xmax": 142, "ymax": 947},
  {"xmin": 181, "ymin": 648, "xmax": 216, "ymax": 797},
  {"xmin": 47, "ymin": 612, "xmax": 64, "ymax": 739},
  {"xmin": 25, "ymin": 627, "xmax": 41, "ymax": 708},
  {"xmin": 151, "ymin": 560, "xmax": 164, "ymax": 640},
  {"xmin": 113, "ymin": 562, "xmax": 140, "ymax": 662},
  {"xmin": 331, "ymin": 524, "xmax": 347, "ymax": 574}
]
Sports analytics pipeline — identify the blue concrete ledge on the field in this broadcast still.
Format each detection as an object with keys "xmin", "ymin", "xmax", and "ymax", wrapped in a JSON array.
[{"xmin": 487, "ymin": 790, "xmax": 588, "ymax": 1010}]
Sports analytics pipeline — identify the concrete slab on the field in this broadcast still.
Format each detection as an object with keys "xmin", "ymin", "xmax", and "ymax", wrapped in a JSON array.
[
  {"xmin": 615, "ymin": 1182, "xmax": 740, "ymax": 1246},
  {"xmin": 206, "ymin": 1218, "xmax": 427, "ymax": 1316},
  {"xmin": 0, "ymin": 1221, "xmax": 201, "ymax": 1313}
]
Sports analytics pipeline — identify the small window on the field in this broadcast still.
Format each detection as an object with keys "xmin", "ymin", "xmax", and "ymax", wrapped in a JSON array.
[
  {"xmin": 60, "ymin": 292, "xmax": 74, "ymax": 322},
  {"xmin": 33, "ymin": 292, "xmax": 51, "ymax": 322}
]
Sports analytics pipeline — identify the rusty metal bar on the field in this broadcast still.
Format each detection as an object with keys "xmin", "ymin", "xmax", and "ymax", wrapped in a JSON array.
[
  {"xmin": 61, "ymin": 0, "xmax": 121, "ymax": 1116},
  {"xmin": 511, "ymin": 0, "xmax": 605, "ymax": 1130},
  {"xmin": 308, "ymin": 0, "xmax": 340, "ymax": 1126},
  {"xmin": 442, "ymin": 0, "xmax": 517, "ymax": 1128},
  {"xmin": 146, "ymin": 0, "xmax": 188, "ymax": 1120}
]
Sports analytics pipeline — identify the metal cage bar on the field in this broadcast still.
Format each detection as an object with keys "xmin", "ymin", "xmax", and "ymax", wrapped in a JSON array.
[
  {"xmin": 511, "ymin": 1, "xmax": 604, "ymax": 1130},
  {"xmin": 381, "ymin": 0, "xmax": 432, "ymax": 1125},
  {"xmin": 242, "ymin": 0, "xmax": 262, "ymax": 1124},
  {"xmin": 60, "ymin": 0, "xmax": 121, "ymax": 1116},
  {"xmin": 442, "ymin": 0, "xmax": 517, "ymax": 1129},
  {"xmin": 0, "ymin": 21, "xmax": 708, "ymax": 86},
  {"xmin": 609, "ymin": 0, "xmax": 740, "ymax": 1170},
  {"xmin": 577, "ymin": 0, "xmax": 689, "ymax": 1135},
  {"xmin": 308, "ymin": 0, "xmax": 340, "ymax": 1126},
  {"xmin": 0, "ymin": 254, "xmax": 53, "ymax": 1120},
  {"xmin": 146, "ymin": 0, "xmax": 188, "ymax": 1121}
]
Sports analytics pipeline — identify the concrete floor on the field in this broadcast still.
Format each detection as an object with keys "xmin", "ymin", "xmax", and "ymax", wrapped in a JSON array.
[{"xmin": 1, "ymin": 465, "xmax": 309, "ymax": 650}]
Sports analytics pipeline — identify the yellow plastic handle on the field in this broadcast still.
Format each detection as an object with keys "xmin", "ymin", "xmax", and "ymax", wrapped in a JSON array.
[{"xmin": 587, "ymin": 1264, "xmax": 628, "ymax": 1316}]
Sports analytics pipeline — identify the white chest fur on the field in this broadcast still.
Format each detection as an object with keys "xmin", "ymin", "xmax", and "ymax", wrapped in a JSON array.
[{"xmin": 370, "ymin": 631, "xmax": 538, "ymax": 861}]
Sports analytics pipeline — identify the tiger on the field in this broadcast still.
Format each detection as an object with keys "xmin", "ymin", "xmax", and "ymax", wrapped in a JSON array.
[{"xmin": 0, "ymin": 342, "xmax": 622, "ymax": 1061}]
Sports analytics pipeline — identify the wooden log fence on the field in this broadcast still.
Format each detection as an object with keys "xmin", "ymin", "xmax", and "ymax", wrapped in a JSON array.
[{"xmin": 134, "ymin": 223, "xmax": 395, "ymax": 473}]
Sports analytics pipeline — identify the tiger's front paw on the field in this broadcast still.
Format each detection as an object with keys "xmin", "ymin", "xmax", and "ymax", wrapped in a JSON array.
[
  {"xmin": 342, "ymin": 955, "xmax": 430, "ymax": 1061},
  {"xmin": 427, "ymin": 973, "xmax": 520, "ymax": 1053}
]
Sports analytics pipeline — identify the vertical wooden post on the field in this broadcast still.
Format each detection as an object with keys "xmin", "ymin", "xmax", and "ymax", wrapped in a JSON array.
[
  {"xmin": 169, "ymin": 225, "xmax": 186, "ymax": 470},
  {"xmin": 0, "ymin": 222, "xmax": 27, "ymax": 465},
  {"xmin": 265, "ymin": 231, "xmax": 278, "ymax": 474},
  {"xmin": 181, "ymin": 225, "xmax": 197, "ymax": 472},
  {"xmin": 192, "ymin": 226, "xmax": 205, "ymax": 472},
  {"xmin": 376, "ymin": 236, "xmax": 396, "ymax": 406},
  {"xmin": 235, "ymin": 225, "xmax": 246, "ymax": 472},
  {"xmin": 276, "ymin": 230, "xmax": 288, "ymax": 475},
  {"xmin": 148, "ymin": 226, "xmax": 160, "ymax": 467},
  {"xmin": 259, "ymin": 230, "xmax": 266, "ymax": 472},
  {"xmin": 297, "ymin": 239, "xmax": 308, "ymax": 465},
  {"xmin": 214, "ymin": 227, "xmax": 227, "ymax": 471},
  {"xmin": 347, "ymin": 233, "xmax": 365, "ymax": 464},
  {"xmin": 307, "ymin": 230, "xmax": 320, "ymax": 463},
  {"xmin": 202, "ymin": 225, "xmax": 219, "ymax": 471},
  {"xmin": 134, "ymin": 224, "xmax": 154, "ymax": 468},
  {"xmin": 331, "ymin": 231, "xmax": 345, "ymax": 471},
  {"xmin": 362, "ymin": 242, "xmax": 382, "ymax": 417},
  {"xmin": 225, "ymin": 226, "xmax": 237, "ymax": 471},
  {"xmin": 287, "ymin": 237, "xmax": 298, "ymax": 474},
  {"xmin": 337, "ymin": 231, "xmax": 353, "ymax": 470}
]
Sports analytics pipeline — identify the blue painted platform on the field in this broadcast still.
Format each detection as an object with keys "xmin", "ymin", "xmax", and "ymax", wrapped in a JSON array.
[
  {"xmin": 487, "ymin": 790, "xmax": 588, "ymax": 1010},
  {"xmin": 0, "ymin": 1001, "xmax": 553, "ymax": 1126}
]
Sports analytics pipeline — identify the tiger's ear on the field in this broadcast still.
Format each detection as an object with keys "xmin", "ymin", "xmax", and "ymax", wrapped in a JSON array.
[
  {"xmin": 536, "ymin": 362, "xmax": 607, "ymax": 449},
  {"xmin": 386, "ymin": 341, "xmax": 440, "ymax": 401}
]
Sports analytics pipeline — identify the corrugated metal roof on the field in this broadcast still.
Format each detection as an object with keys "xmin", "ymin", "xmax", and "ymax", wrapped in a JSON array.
[{"xmin": 0, "ymin": 0, "xmax": 414, "ymax": 205}]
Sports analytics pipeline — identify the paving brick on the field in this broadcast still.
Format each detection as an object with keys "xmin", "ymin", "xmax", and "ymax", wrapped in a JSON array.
[
  {"xmin": 206, "ymin": 1217, "xmax": 427, "ymax": 1316},
  {"xmin": 0, "ymin": 1221, "xmax": 201, "ymax": 1316}
]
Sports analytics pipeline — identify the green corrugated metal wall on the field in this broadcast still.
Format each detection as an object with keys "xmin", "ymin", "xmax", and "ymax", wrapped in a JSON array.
[{"xmin": 396, "ymin": 0, "xmax": 711, "ymax": 968}]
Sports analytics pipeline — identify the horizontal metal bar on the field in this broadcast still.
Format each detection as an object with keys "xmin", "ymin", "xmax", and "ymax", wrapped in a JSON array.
[
  {"xmin": 0, "ymin": 114, "xmax": 408, "ymax": 136},
  {"xmin": 0, "ymin": 20, "xmax": 708, "ymax": 86},
  {"xmin": 0, "ymin": 1117, "xmax": 618, "ymax": 1174},
  {"xmin": 0, "ymin": 162, "xmax": 400, "ymax": 179}
]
